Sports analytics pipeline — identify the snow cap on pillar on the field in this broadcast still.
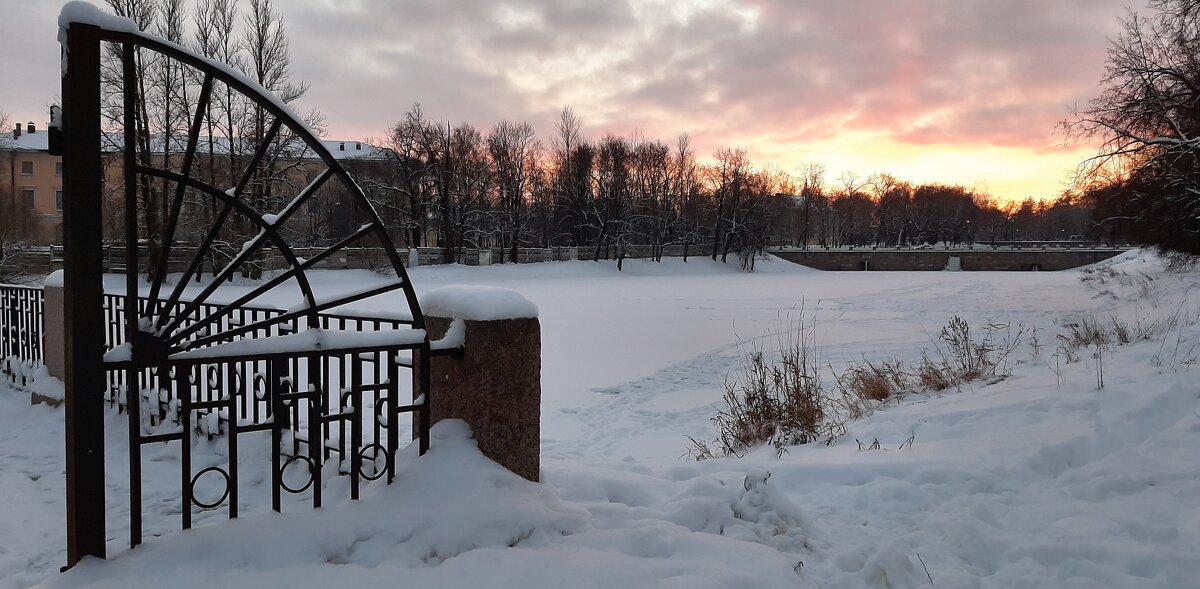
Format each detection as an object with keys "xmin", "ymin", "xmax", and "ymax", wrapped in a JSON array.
[{"xmin": 420, "ymin": 286, "xmax": 538, "ymax": 321}]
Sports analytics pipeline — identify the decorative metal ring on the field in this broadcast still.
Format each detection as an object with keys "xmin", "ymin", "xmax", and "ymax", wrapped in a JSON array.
[
  {"xmin": 231, "ymin": 369, "xmax": 245, "ymax": 396},
  {"xmin": 189, "ymin": 466, "xmax": 231, "ymax": 509},
  {"xmin": 254, "ymin": 373, "xmax": 268, "ymax": 400},
  {"xmin": 207, "ymin": 365, "xmax": 221, "ymax": 389},
  {"xmin": 280, "ymin": 455, "xmax": 316, "ymax": 494},
  {"xmin": 374, "ymin": 398, "xmax": 390, "ymax": 428},
  {"xmin": 340, "ymin": 391, "xmax": 355, "ymax": 412},
  {"xmin": 357, "ymin": 443, "xmax": 389, "ymax": 481}
]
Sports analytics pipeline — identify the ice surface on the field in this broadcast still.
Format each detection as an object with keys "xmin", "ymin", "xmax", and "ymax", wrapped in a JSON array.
[{"xmin": 4, "ymin": 251, "xmax": 1199, "ymax": 588}]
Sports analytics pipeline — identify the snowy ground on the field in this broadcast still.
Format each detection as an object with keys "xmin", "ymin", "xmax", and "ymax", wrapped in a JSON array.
[{"xmin": 2, "ymin": 252, "xmax": 1198, "ymax": 588}]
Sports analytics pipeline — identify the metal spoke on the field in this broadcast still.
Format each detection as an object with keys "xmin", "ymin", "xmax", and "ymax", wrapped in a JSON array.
[
  {"xmin": 154, "ymin": 167, "xmax": 331, "ymax": 334},
  {"xmin": 231, "ymin": 118, "xmax": 283, "ymax": 199},
  {"xmin": 136, "ymin": 167, "xmax": 318, "ymax": 335},
  {"xmin": 146, "ymin": 73, "xmax": 214, "ymax": 316},
  {"xmin": 181, "ymin": 281, "xmax": 409, "ymax": 351},
  {"xmin": 166, "ymin": 222, "xmax": 377, "ymax": 347}
]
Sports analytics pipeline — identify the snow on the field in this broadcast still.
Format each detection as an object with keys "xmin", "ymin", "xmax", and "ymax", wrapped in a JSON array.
[
  {"xmin": 420, "ymin": 285, "xmax": 539, "ymax": 321},
  {"xmin": 43, "ymin": 270, "xmax": 64, "ymax": 288},
  {"xmin": 4, "ymin": 251, "xmax": 1200, "ymax": 587},
  {"xmin": 23, "ymin": 366, "xmax": 65, "ymax": 401},
  {"xmin": 102, "ymin": 342, "xmax": 131, "ymax": 363},
  {"xmin": 169, "ymin": 328, "xmax": 427, "ymax": 361},
  {"xmin": 430, "ymin": 318, "xmax": 465, "ymax": 350},
  {"xmin": 58, "ymin": 2, "xmax": 139, "ymax": 38},
  {"xmin": 57, "ymin": 2, "xmax": 138, "ymax": 77}
]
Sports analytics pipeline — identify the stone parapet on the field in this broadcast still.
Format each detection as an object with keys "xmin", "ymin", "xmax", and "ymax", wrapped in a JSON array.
[{"xmin": 417, "ymin": 286, "xmax": 541, "ymax": 481}]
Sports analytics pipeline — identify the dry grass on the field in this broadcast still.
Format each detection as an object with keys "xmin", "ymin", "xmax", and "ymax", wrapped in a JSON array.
[
  {"xmin": 917, "ymin": 316, "xmax": 1024, "ymax": 392},
  {"xmin": 1059, "ymin": 317, "xmax": 1111, "ymax": 349},
  {"xmin": 1164, "ymin": 250, "xmax": 1200, "ymax": 272},
  {"xmin": 689, "ymin": 311, "xmax": 846, "ymax": 459},
  {"xmin": 689, "ymin": 313, "xmax": 1021, "ymax": 460}
]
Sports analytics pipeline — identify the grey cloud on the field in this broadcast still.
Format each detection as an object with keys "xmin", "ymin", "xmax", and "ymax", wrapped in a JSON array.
[{"xmin": 0, "ymin": 0, "xmax": 1150, "ymax": 164}]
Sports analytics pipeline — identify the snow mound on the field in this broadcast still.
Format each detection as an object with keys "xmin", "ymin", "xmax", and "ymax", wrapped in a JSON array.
[
  {"xmin": 51, "ymin": 420, "xmax": 587, "ymax": 588},
  {"xmin": 421, "ymin": 285, "xmax": 538, "ymax": 321},
  {"xmin": 48, "ymin": 420, "xmax": 809, "ymax": 588}
]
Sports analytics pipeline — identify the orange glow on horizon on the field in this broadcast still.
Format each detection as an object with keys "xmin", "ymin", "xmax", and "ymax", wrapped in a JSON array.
[
  {"xmin": 334, "ymin": 125, "xmax": 1099, "ymax": 206},
  {"xmin": 733, "ymin": 130, "xmax": 1098, "ymax": 205}
]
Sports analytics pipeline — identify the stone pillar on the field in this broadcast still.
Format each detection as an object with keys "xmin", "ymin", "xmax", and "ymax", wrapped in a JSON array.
[
  {"xmin": 417, "ymin": 286, "xmax": 540, "ymax": 481},
  {"xmin": 43, "ymin": 271, "xmax": 66, "ymax": 381}
]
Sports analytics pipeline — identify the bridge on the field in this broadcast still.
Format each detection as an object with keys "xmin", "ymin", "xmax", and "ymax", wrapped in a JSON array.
[{"xmin": 770, "ymin": 244, "xmax": 1133, "ymax": 271}]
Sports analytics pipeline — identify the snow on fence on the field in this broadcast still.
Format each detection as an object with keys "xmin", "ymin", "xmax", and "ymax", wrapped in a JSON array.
[{"xmin": 0, "ymin": 282, "xmax": 413, "ymax": 411}]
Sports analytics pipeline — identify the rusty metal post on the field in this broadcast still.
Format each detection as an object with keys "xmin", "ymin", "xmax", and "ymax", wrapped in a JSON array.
[{"xmin": 62, "ymin": 22, "xmax": 107, "ymax": 567}]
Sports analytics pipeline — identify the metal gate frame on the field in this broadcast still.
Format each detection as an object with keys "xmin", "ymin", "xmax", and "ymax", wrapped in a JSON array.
[{"xmin": 60, "ymin": 17, "xmax": 432, "ymax": 567}]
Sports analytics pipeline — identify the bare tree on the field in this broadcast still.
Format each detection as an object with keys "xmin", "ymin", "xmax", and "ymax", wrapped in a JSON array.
[
  {"xmin": 797, "ymin": 163, "xmax": 826, "ymax": 249},
  {"xmin": 487, "ymin": 120, "xmax": 539, "ymax": 263},
  {"xmin": 0, "ymin": 109, "xmax": 27, "ymax": 281},
  {"xmin": 708, "ymin": 147, "xmax": 748, "ymax": 260},
  {"xmin": 1064, "ymin": 0, "xmax": 1200, "ymax": 253},
  {"xmin": 550, "ymin": 106, "xmax": 583, "ymax": 246}
]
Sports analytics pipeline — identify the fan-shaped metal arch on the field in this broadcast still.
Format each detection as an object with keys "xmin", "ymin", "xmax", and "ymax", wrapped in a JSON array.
[
  {"xmin": 58, "ymin": 15, "xmax": 434, "ymax": 566},
  {"xmin": 101, "ymin": 32, "xmax": 426, "ymax": 357}
]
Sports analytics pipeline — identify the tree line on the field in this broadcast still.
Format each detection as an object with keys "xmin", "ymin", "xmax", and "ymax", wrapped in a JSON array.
[{"xmin": 365, "ymin": 102, "xmax": 1100, "ymax": 269}]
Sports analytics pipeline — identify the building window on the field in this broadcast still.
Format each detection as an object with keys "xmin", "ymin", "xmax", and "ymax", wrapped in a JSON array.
[
  {"xmin": 55, "ymin": 161, "xmax": 63, "ymax": 176},
  {"xmin": 20, "ymin": 161, "xmax": 33, "ymax": 175},
  {"xmin": 56, "ymin": 190, "xmax": 64, "ymax": 210},
  {"xmin": 21, "ymin": 188, "xmax": 35, "ymax": 210}
]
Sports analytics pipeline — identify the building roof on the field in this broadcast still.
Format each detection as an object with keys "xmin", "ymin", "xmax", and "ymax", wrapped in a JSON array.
[{"xmin": 3, "ymin": 126, "xmax": 386, "ymax": 161}]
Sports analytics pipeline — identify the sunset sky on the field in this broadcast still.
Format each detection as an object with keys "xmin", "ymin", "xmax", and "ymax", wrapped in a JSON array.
[{"xmin": 0, "ymin": 0, "xmax": 1148, "ymax": 202}]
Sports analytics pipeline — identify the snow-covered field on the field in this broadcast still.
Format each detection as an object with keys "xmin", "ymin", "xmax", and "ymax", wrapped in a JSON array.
[{"xmin": 3, "ymin": 252, "xmax": 1199, "ymax": 588}]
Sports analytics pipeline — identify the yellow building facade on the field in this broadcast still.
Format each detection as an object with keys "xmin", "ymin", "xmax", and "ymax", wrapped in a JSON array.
[{"xmin": 2, "ymin": 120, "xmax": 385, "ymax": 245}]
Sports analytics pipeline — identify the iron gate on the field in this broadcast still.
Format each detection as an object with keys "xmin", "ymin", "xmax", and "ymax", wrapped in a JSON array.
[{"xmin": 59, "ymin": 8, "xmax": 435, "ymax": 565}]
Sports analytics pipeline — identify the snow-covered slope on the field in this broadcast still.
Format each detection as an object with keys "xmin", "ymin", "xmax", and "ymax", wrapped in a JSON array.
[{"xmin": 3, "ymin": 251, "xmax": 1198, "ymax": 587}]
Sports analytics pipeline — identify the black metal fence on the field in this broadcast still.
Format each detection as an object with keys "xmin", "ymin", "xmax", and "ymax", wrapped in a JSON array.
[
  {"xmin": 97, "ymin": 292, "xmax": 411, "ymax": 409},
  {"xmin": 0, "ymin": 284, "xmax": 44, "ymax": 389},
  {"xmin": 1, "ymin": 283, "xmax": 430, "ymax": 545},
  {"xmin": 112, "ymin": 340, "xmax": 425, "ymax": 540}
]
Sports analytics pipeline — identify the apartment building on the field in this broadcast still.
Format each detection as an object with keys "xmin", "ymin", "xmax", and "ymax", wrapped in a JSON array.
[
  {"xmin": 2, "ymin": 121, "xmax": 63, "ymax": 243},
  {"xmin": 1, "ymin": 119, "xmax": 387, "ymax": 245}
]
